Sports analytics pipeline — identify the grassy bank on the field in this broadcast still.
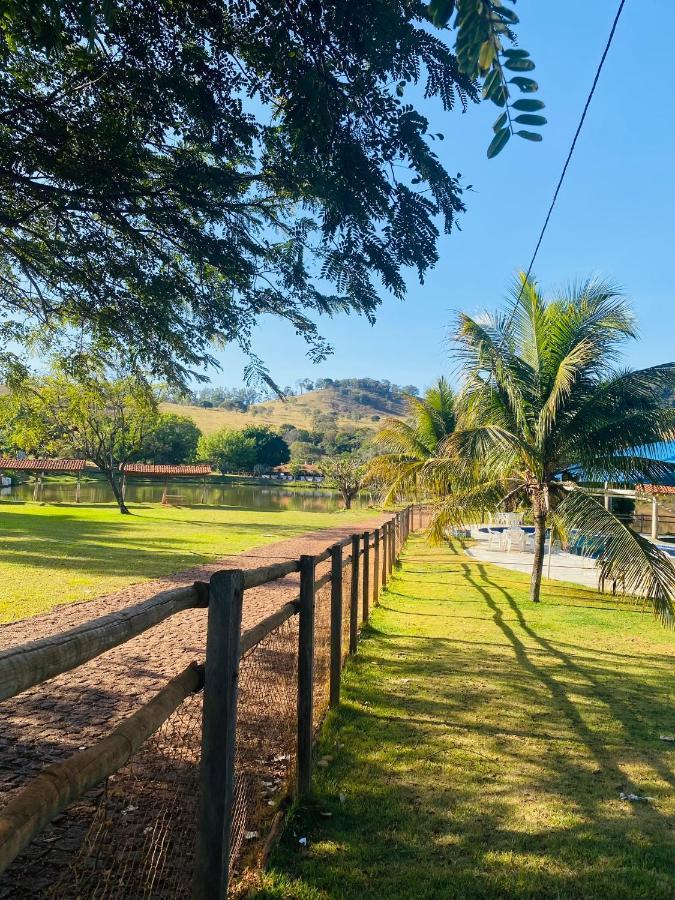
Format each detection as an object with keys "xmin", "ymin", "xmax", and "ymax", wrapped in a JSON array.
[
  {"xmin": 257, "ymin": 535, "xmax": 675, "ymax": 899},
  {"xmin": 0, "ymin": 502, "xmax": 375, "ymax": 622}
]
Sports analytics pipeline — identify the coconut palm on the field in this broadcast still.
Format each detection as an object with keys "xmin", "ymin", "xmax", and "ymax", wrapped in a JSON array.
[
  {"xmin": 431, "ymin": 274, "xmax": 675, "ymax": 623},
  {"xmin": 367, "ymin": 377, "xmax": 457, "ymax": 503}
]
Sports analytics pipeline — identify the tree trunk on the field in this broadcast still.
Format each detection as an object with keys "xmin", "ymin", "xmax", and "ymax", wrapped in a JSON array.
[
  {"xmin": 342, "ymin": 490, "xmax": 352, "ymax": 510},
  {"xmin": 106, "ymin": 468, "xmax": 130, "ymax": 514},
  {"xmin": 530, "ymin": 492, "xmax": 547, "ymax": 603}
]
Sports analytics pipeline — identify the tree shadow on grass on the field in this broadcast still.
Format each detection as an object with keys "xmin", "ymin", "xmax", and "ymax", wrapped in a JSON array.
[{"xmin": 259, "ymin": 543, "xmax": 675, "ymax": 899}]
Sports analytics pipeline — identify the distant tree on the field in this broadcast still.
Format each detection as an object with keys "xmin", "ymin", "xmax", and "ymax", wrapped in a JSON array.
[
  {"xmin": 289, "ymin": 460, "xmax": 307, "ymax": 480},
  {"xmin": 1, "ymin": 369, "xmax": 159, "ymax": 513},
  {"xmin": 241, "ymin": 426, "xmax": 290, "ymax": 468},
  {"xmin": 289, "ymin": 440, "xmax": 321, "ymax": 463},
  {"xmin": 402, "ymin": 385, "xmax": 420, "ymax": 397},
  {"xmin": 320, "ymin": 455, "xmax": 367, "ymax": 509},
  {"xmin": 198, "ymin": 429, "xmax": 256, "ymax": 474},
  {"xmin": 140, "ymin": 413, "xmax": 201, "ymax": 465}
]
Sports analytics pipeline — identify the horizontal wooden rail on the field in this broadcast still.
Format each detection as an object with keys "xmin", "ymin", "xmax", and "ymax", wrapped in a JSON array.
[
  {"xmin": 314, "ymin": 571, "xmax": 332, "ymax": 591},
  {"xmin": 0, "ymin": 584, "xmax": 203, "ymax": 704},
  {"xmin": 243, "ymin": 559, "xmax": 299, "ymax": 589},
  {"xmin": 0, "ymin": 662, "xmax": 204, "ymax": 875},
  {"xmin": 239, "ymin": 600, "xmax": 299, "ymax": 656}
]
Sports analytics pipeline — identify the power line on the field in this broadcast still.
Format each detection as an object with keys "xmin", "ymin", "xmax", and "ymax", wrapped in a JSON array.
[{"xmin": 503, "ymin": 0, "xmax": 627, "ymax": 332}]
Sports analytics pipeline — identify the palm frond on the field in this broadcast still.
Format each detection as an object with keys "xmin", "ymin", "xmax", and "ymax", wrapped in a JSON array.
[
  {"xmin": 427, "ymin": 477, "xmax": 526, "ymax": 543},
  {"xmin": 556, "ymin": 490, "xmax": 675, "ymax": 626}
]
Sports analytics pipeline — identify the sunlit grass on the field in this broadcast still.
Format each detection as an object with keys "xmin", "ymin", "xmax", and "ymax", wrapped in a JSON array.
[
  {"xmin": 0, "ymin": 501, "xmax": 374, "ymax": 622},
  {"xmin": 256, "ymin": 535, "xmax": 675, "ymax": 899}
]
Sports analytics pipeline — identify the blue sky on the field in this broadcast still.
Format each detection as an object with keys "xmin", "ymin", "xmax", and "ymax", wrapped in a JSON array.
[{"xmin": 213, "ymin": 0, "xmax": 675, "ymax": 392}]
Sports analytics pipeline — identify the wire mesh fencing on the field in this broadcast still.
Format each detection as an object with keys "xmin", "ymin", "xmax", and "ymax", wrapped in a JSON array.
[
  {"xmin": 52, "ymin": 690, "xmax": 204, "ymax": 899},
  {"xmin": 0, "ymin": 508, "xmax": 415, "ymax": 898},
  {"xmin": 231, "ymin": 613, "xmax": 299, "ymax": 878}
]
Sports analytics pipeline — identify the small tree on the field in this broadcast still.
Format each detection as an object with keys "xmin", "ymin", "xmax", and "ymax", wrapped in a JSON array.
[
  {"xmin": 198, "ymin": 429, "xmax": 257, "ymax": 474},
  {"xmin": 320, "ymin": 455, "xmax": 366, "ymax": 509},
  {"xmin": 140, "ymin": 413, "xmax": 201, "ymax": 464},
  {"xmin": 1, "ymin": 371, "xmax": 159, "ymax": 513},
  {"xmin": 240, "ymin": 426, "xmax": 290, "ymax": 469}
]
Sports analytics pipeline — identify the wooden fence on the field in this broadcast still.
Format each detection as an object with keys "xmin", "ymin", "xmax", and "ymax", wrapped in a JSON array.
[{"xmin": 0, "ymin": 505, "xmax": 429, "ymax": 897}]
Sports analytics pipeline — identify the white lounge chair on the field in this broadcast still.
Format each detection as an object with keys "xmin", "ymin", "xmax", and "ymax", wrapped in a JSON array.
[
  {"xmin": 488, "ymin": 528, "xmax": 506, "ymax": 551},
  {"xmin": 505, "ymin": 527, "xmax": 527, "ymax": 552}
]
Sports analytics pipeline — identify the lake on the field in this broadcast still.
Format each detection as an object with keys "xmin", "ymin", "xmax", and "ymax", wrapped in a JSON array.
[{"xmin": 0, "ymin": 479, "xmax": 370, "ymax": 513}]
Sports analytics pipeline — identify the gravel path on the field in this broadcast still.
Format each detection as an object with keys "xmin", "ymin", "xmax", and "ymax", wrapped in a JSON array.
[{"xmin": 0, "ymin": 513, "xmax": 389, "ymax": 895}]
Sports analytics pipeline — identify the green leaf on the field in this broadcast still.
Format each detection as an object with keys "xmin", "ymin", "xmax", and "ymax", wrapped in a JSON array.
[
  {"xmin": 503, "ymin": 49, "xmax": 530, "ymax": 60},
  {"xmin": 493, "ymin": 111, "xmax": 508, "ymax": 133},
  {"xmin": 514, "ymin": 114, "xmax": 547, "ymax": 126},
  {"xmin": 516, "ymin": 130, "xmax": 543, "ymax": 142},
  {"xmin": 487, "ymin": 127, "xmax": 511, "ymax": 159},
  {"xmin": 510, "ymin": 77, "xmax": 539, "ymax": 93},
  {"xmin": 482, "ymin": 68, "xmax": 501, "ymax": 95},
  {"xmin": 512, "ymin": 99, "xmax": 545, "ymax": 111},
  {"xmin": 494, "ymin": 6, "xmax": 519, "ymax": 24},
  {"xmin": 504, "ymin": 58, "xmax": 536, "ymax": 72},
  {"xmin": 428, "ymin": 0, "xmax": 455, "ymax": 27}
]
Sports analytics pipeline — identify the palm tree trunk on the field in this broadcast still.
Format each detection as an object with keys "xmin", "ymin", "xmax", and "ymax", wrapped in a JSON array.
[{"xmin": 530, "ymin": 494, "xmax": 547, "ymax": 603}]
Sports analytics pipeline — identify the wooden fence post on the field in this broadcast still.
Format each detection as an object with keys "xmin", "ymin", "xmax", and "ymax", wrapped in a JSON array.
[
  {"xmin": 297, "ymin": 555, "xmax": 317, "ymax": 798},
  {"xmin": 373, "ymin": 528, "xmax": 380, "ymax": 607},
  {"xmin": 349, "ymin": 534, "xmax": 360, "ymax": 654},
  {"xmin": 329, "ymin": 544, "xmax": 342, "ymax": 709},
  {"xmin": 195, "ymin": 569, "xmax": 244, "ymax": 900},
  {"xmin": 362, "ymin": 532, "xmax": 370, "ymax": 625},
  {"xmin": 388, "ymin": 518, "xmax": 394, "ymax": 575},
  {"xmin": 381, "ymin": 521, "xmax": 388, "ymax": 589}
]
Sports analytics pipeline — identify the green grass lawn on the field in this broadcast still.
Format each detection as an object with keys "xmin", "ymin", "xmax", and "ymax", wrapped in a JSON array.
[
  {"xmin": 0, "ymin": 501, "xmax": 374, "ymax": 622},
  {"xmin": 257, "ymin": 534, "xmax": 675, "ymax": 900}
]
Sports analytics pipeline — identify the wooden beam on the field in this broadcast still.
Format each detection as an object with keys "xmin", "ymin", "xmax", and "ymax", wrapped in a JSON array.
[
  {"xmin": 373, "ymin": 528, "xmax": 380, "ymax": 607},
  {"xmin": 195, "ymin": 570, "xmax": 244, "ymax": 900},
  {"xmin": 297, "ymin": 555, "xmax": 317, "ymax": 798},
  {"xmin": 239, "ymin": 601, "xmax": 298, "ymax": 657},
  {"xmin": 0, "ymin": 584, "xmax": 202, "ymax": 703},
  {"xmin": 0, "ymin": 663, "xmax": 203, "ymax": 876},
  {"xmin": 362, "ymin": 532, "xmax": 370, "ymax": 624},
  {"xmin": 349, "ymin": 534, "xmax": 360, "ymax": 654},
  {"xmin": 329, "ymin": 543, "xmax": 343, "ymax": 708},
  {"xmin": 243, "ymin": 559, "xmax": 299, "ymax": 590}
]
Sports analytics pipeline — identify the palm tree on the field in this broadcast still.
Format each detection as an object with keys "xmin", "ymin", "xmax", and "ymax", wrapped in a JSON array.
[
  {"xmin": 431, "ymin": 275, "xmax": 675, "ymax": 623},
  {"xmin": 367, "ymin": 377, "xmax": 457, "ymax": 503}
]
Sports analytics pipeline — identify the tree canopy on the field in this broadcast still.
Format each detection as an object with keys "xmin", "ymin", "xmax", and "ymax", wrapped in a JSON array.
[
  {"xmin": 240, "ymin": 426, "xmax": 290, "ymax": 469},
  {"xmin": 427, "ymin": 276, "xmax": 675, "ymax": 620},
  {"xmin": 140, "ymin": 413, "xmax": 201, "ymax": 465},
  {"xmin": 0, "ymin": 368, "xmax": 159, "ymax": 512},
  {"xmin": 198, "ymin": 428, "xmax": 257, "ymax": 474},
  {"xmin": 0, "ymin": 1, "xmax": 541, "ymax": 386}
]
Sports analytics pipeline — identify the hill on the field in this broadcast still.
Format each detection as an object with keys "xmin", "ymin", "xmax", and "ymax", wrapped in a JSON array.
[{"xmin": 161, "ymin": 385, "xmax": 407, "ymax": 436}]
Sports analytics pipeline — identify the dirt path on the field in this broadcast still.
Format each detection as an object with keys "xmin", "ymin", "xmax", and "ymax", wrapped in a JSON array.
[{"xmin": 0, "ymin": 513, "xmax": 389, "ymax": 896}]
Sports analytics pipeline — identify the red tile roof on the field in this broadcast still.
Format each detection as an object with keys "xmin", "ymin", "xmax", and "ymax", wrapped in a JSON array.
[
  {"xmin": 122, "ymin": 463, "xmax": 212, "ymax": 476},
  {"xmin": 637, "ymin": 483, "xmax": 675, "ymax": 496},
  {"xmin": 0, "ymin": 457, "xmax": 86, "ymax": 473}
]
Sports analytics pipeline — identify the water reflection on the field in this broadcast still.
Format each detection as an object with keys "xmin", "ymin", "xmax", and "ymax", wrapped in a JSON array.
[{"xmin": 1, "ymin": 480, "xmax": 369, "ymax": 513}]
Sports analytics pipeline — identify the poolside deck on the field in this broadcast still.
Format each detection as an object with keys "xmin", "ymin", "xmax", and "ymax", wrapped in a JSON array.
[{"xmin": 466, "ymin": 544, "xmax": 601, "ymax": 589}]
